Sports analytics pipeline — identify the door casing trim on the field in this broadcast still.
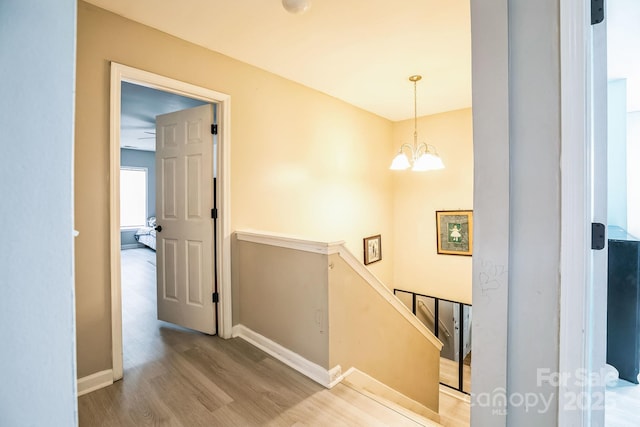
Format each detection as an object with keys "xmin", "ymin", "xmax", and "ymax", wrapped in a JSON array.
[
  {"xmin": 109, "ymin": 62, "xmax": 232, "ymax": 381},
  {"xmin": 558, "ymin": 2, "xmax": 605, "ymax": 426}
]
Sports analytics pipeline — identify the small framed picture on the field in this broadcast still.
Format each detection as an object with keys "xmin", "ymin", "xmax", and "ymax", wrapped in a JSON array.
[
  {"xmin": 363, "ymin": 234, "xmax": 382, "ymax": 265},
  {"xmin": 436, "ymin": 210, "xmax": 473, "ymax": 256}
]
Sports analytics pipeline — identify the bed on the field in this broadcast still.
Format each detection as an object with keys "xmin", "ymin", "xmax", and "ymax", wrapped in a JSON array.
[{"xmin": 135, "ymin": 217, "xmax": 157, "ymax": 250}]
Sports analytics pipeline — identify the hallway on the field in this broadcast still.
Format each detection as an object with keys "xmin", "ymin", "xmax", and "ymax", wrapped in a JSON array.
[
  {"xmin": 79, "ymin": 327, "xmax": 429, "ymax": 426},
  {"xmin": 78, "ymin": 248, "xmax": 450, "ymax": 426}
]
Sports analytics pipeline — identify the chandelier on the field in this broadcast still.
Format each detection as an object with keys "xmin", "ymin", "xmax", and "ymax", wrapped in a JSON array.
[
  {"xmin": 389, "ymin": 75, "xmax": 445, "ymax": 171},
  {"xmin": 282, "ymin": 0, "xmax": 311, "ymax": 14}
]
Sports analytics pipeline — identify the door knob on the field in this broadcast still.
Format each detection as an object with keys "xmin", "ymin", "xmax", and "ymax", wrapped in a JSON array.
[{"xmin": 155, "ymin": 225, "xmax": 162, "ymax": 232}]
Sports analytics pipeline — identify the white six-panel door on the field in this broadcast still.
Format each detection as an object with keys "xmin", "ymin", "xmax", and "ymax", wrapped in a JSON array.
[{"xmin": 155, "ymin": 104, "xmax": 216, "ymax": 334}]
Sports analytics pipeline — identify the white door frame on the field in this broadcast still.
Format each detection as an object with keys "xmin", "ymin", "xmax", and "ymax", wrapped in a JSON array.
[
  {"xmin": 558, "ymin": 0, "xmax": 592, "ymax": 424},
  {"xmin": 109, "ymin": 62, "xmax": 232, "ymax": 381},
  {"xmin": 559, "ymin": 1, "xmax": 606, "ymax": 425},
  {"xmin": 471, "ymin": 1, "xmax": 600, "ymax": 425},
  {"xmin": 558, "ymin": 0, "xmax": 607, "ymax": 426}
]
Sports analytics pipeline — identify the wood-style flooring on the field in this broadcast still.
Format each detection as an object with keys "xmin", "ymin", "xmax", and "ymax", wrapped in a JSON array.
[
  {"xmin": 79, "ymin": 248, "xmax": 470, "ymax": 426},
  {"xmin": 437, "ymin": 388, "xmax": 470, "ymax": 427},
  {"xmin": 439, "ymin": 358, "xmax": 471, "ymax": 394}
]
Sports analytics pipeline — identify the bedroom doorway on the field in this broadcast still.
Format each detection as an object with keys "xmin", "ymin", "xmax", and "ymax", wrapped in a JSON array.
[
  {"xmin": 109, "ymin": 63, "xmax": 232, "ymax": 382},
  {"xmin": 119, "ymin": 88, "xmax": 216, "ymax": 349}
]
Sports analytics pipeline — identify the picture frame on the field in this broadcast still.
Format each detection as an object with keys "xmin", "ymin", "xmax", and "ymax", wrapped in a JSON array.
[
  {"xmin": 363, "ymin": 234, "xmax": 382, "ymax": 265},
  {"xmin": 436, "ymin": 210, "xmax": 473, "ymax": 256}
]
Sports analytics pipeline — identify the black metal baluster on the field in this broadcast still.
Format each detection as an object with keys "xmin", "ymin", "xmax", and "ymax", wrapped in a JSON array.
[
  {"xmin": 393, "ymin": 289, "xmax": 471, "ymax": 395},
  {"xmin": 458, "ymin": 303, "xmax": 464, "ymax": 392},
  {"xmin": 412, "ymin": 293, "xmax": 417, "ymax": 315},
  {"xmin": 434, "ymin": 298, "xmax": 439, "ymax": 338}
]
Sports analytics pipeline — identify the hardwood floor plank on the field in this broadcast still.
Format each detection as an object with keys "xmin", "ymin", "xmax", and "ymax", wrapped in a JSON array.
[
  {"xmin": 280, "ymin": 385, "xmax": 407, "ymax": 427},
  {"xmin": 438, "ymin": 388, "xmax": 470, "ymax": 427},
  {"xmin": 180, "ymin": 345, "xmax": 312, "ymax": 424},
  {"xmin": 78, "ymin": 391, "xmax": 123, "ymax": 427},
  {"xmin": 80, "ymin": 375, "xmax": 181, "ymax": 427},
  {"xmin": 328, "ymin": 384, "xmax": 425, "ymax": 426},
  {"xmin": 122, "ymin": 381, "xmax": 182, "ymax": 427},
  {"xmin": 164, "ymin": 346, "xmax": 235, "ymax": 406},
  {"xmin": 207, "ymin": 403, "xmax": 260, "ymax": 426},
  {"xmin": 146, "ymin": 372, "xmax": 222, "ymax": 425}
]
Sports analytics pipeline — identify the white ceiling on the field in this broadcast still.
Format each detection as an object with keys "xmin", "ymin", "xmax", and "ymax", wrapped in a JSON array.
[
  {"xmin": 89, "ymin": 0, "xmax": 640, "ymax": 148},
  {"xmin": 121, "ymin": 82, "xmax": 207, "ymax": 151},
  {"xmin": 85, "ymin": 0, "xmax": 472, "ymax": 122}
]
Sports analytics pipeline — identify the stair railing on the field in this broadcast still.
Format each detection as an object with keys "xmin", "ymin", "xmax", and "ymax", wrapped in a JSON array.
[{"xmin": 393, "ymin": 288, "xmax": 471, "ymax": 395}]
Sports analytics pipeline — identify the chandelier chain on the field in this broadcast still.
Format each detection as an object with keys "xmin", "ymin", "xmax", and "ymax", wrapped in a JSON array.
[{"xmin": 413, "ymin": 77, "xmax": 418, "ymax": 150}]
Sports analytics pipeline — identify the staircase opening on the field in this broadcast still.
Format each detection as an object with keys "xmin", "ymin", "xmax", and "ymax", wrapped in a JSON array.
[{"xmin": 394, "ymin": 289, "xmax": 472, "ymax": 395}]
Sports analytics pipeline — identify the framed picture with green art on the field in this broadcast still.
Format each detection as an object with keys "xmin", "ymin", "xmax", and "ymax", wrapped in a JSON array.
[{"xmin": 435, "ymin": 210, "xmax": 473, "ymax": 256}]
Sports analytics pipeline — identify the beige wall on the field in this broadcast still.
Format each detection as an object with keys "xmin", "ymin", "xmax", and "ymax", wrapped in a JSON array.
[
  {"xmin": 75, "ymin": 2, "xmax": 395, "ymax": 377},
  {"xmin": 234, "ymin": 240, "xmax": 329, "ymax": 367},
  {"xmin": 232, "ymin": 238, "xmax": 441, "ymax": 411},
  {"xmin": 391, "ymin": 108, "xmax": 473, "ymax": 304},
  {"xmin": 328, "ymin": 254, "xmax": 441, "ymax": 411}
]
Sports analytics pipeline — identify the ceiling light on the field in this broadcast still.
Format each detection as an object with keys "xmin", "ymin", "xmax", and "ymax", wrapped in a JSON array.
[
  {"xmin": 390, "ymin": 75, "xmax": 445, "ymax": 172},
  {"xmin": 282, "ymin": 0, "xmax": 311, "ymax": 14}
]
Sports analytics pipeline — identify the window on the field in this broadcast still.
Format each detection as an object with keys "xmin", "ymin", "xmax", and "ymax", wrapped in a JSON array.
[{"xmin": 120, "ymin": 167, "xmax": 147, "ymax": 228}]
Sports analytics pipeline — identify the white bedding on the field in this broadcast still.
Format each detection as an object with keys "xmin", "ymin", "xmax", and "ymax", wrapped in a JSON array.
[{"xmin": 134, "ymin": 226, "xmax": 156, "ymax": 250}]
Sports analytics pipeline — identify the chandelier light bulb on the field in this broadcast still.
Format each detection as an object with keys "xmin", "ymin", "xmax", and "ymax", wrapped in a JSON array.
[
  {"xmin": 282, "ymin": 0, "xmax": 311, "ymax": 14},
  {"xmin": 390, "ymin": 152, "xmax": 411, "ymax": 170}
]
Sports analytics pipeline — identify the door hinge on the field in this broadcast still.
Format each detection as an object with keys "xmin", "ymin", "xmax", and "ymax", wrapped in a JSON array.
[
  {"xmin": 592, "ymin": 222, "xmax": 606, "ymax": 250},
  {"xmin": 211, "ymin": 208, "xmax": 218, "ymax": 219},
  {"xmin": 212, "ymin": 292, "xmax": 219, "ymax": 303},
  {"xmin": 591, "ymin": 0, "xmax": 604, "ymax": 25},
  {"xmin": 211, "ymin": 124, "xmax": 218, "ymax": 135}
]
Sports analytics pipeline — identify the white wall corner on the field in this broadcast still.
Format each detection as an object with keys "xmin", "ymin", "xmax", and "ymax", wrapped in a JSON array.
[
  {"xmin": 77, "ymin": 370, "xmax": 114, "ymax": 397},
  {"xmin": 327, "ymin": 365, "xmax": 344, "ymax": 388},
  {"xmin": 231, "ymin": 324, "xmax": 339, "ymax": 388}
]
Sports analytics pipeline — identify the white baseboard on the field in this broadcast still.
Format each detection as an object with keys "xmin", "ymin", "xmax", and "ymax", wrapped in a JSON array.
[
  {"xmin": 77, "ymin": 369, "xmax": 113, "ymax": 397},
  {"xmin": 439, "ymin": 384, "xmax": 471, "ymax": 403},
  {"xmin": 343, "ymin": 368, "xmax": 441, "ymax": 425},
  {"xmin": 232, "ymin": 324, "xmax": 341, "ymax": 388}
]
